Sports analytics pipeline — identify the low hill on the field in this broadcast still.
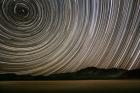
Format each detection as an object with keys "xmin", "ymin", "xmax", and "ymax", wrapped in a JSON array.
[{"xmin": 0, "ymin": 67, "xmax": 140, "ymax": 80}]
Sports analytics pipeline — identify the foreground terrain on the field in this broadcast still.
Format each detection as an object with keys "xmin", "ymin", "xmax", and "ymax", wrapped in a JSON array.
[{"xmin": 0, "ymin": 80, "xmax": 140, "ymax": 93}]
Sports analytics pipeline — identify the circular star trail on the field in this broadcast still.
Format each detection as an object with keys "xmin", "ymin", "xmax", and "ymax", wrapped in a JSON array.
[{"xmin": 0, "ymin": 0, "xmax": 140, "ymax": 76}]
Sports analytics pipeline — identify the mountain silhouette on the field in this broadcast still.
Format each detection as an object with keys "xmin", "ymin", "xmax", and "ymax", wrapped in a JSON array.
[{"xmin": 0, "ymin": 67, "xmax": 140, "ymax": 80}]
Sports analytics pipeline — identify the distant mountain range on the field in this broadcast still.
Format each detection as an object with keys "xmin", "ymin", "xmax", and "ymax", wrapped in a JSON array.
[{"xmin": 0, "ymin": 67, "xmax": 140, "ymax": 80}]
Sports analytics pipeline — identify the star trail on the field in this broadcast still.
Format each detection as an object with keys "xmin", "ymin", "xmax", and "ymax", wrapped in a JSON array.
[{"xmin": 0, "ymin": 0, "xmax": 140, "ymax": 76}]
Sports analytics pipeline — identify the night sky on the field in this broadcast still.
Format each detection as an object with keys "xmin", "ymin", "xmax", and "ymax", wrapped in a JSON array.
[{"xmin": 0, "ymin": 0, "xmax": 140, "ymax": 76}]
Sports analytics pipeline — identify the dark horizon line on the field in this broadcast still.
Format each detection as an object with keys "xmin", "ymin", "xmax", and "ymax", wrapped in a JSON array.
[{"xmin": 0, "ymin": 67, "xmax": 140, "ymax": 80}]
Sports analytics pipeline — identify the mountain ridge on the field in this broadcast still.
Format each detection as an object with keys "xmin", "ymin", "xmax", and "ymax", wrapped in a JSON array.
[{"xmin": 0, "ymin": 67, "xmax": 140, "ymax": 80}]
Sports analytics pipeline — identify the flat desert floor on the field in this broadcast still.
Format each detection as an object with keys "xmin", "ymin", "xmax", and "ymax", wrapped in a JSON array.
[{"xmin": 0, "ymin": 80, "xmax": 140, "ymax": 93}]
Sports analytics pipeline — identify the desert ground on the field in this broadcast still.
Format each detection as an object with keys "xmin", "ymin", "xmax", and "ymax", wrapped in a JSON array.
[{"xmin": 0, "ymin": 80, "xmax": 140, "ymax": 93}]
